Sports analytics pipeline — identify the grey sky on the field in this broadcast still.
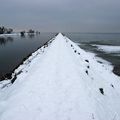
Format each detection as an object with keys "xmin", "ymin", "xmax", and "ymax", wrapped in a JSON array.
[{"xmin": 0, "ymin": 0, "xmax": 120, "ymax": 32}]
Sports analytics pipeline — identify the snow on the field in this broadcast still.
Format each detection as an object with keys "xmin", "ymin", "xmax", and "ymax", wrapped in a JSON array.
[
  {"xmin": 92, "ymin": 44, "xmax": 120, "ymax": 53},
  {"xmin": 0, "ymin": 33, "xmax": 120, "ymax": 120},
  {"xmin": 0, "ymin": 80, "xmax": 11, "ymax": 89},
  {"xmin": 0, "ymin": 33, "xmax": 19, "ymax": 37}
]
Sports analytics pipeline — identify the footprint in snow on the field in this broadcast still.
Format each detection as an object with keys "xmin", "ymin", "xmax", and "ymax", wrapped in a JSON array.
[
  {"xmin": 85, "ymin": 59, "xmax": 89, "ymax": 63},
  {"xmin": 87, "ymin": 65, "xmax": 90, "ymax": 69},
  {"xmin": 86, "ymin": 70, "xmax": 88, "ymax": 75},
  {"xmin": 99, "ymin": 88, "xmax": 104, "ymax": 95},
  {"xmin": 74, "ymin": 50, "xmax": 77, "ymax": 53},
  {"xmin": 111, "ymin": 84, "xmax": 114, "ymax": 88}
]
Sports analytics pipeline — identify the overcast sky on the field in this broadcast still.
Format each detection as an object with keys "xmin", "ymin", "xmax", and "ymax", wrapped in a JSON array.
[{"xmin": 0, "ymin": 0, "xmax": 120, "ymax": 32}]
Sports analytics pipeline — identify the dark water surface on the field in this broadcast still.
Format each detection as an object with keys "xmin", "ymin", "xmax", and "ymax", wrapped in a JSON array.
[
  {"xmin": 0, "ymin": 33, "xmax": 55, "ymax": 79},
  {"xmin": 66, "ymin": 33, "xmax": 120, "ymax": 45}
]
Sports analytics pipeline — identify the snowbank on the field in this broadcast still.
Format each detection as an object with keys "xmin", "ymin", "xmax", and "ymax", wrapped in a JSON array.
[
  {"xmin": 92, "ymin": 44, "xmax": 120, "ymax": 53},
  {"xmin": 0, "ymin": 33, "xmax": 120, "ymax": 120}
]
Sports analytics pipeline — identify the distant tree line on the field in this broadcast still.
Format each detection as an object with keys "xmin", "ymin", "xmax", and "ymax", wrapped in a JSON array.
[
  {"xmin": 28, "ymin": 29, "xmax": 35, "ymax": 34},
  {"xmin": 0, "ymin": 26, "xmax": 13, "ymax": 34},
  {"xmin": 20, "ymin": 29, "xmax": 40, "ymax": 37}
]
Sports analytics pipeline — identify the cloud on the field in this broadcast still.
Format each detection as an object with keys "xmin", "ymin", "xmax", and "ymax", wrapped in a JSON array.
[{"xmin": 0, "ymin": 0, "xmax": 120, "ymax": 32}]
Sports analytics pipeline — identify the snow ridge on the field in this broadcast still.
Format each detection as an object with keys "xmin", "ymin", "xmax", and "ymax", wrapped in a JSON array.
[{"xmin": 0, "ymin": 33, "xmax": 120, "ymax": 120}]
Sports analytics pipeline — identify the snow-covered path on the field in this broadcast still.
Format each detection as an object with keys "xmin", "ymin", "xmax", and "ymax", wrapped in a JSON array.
[{"xmin": 0, "ymin": 33, "xmax": 120, "ymax": 120}]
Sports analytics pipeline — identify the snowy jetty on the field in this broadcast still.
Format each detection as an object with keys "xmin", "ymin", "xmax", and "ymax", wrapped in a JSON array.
[{"xmin": 0, "ymin": 33, "xmax": 120, "ymax": 120}]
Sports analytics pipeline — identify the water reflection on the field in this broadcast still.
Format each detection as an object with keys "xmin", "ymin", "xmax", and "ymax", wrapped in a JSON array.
[
  {"xmin": 0, "ymin": 37, "xmax": 14, "ymax": 46},
  {"xmin": 0, "ymin": 33, "xmax": 56, "ymax": 80},
  {"xmin": 28, "ymin": 34, "xmax": 35, "ymax": 39},
  {"xmin": 20, "ymin": 33, "xmax": 35, "ymax": 39},
  {"xmin": 20, "ymin": 34, "xmax": 26, "ymax": 38}
]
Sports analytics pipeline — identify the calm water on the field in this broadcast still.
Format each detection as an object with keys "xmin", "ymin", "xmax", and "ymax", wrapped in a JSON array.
[
  {"xmin": 0, "ymin": 33, "xmax": 56, "ymax": 78},
  {"xmin": 0, "ymin": 33, "xmax": 120, "ymax": 79},
  {"xmin": 66, "ymin": 33, "xmax": 120, "ymax": 45}
]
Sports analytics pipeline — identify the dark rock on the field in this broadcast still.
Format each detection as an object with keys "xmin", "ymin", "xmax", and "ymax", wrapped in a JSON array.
[
  {"xmin": 74, "ymin": 50, "xmax": 77, "ymax": 53},
  {"xmin": 97, "ymin": 61, "xmax": 103, "ymax": 64},
  {"xmin": 11, "ymin": 74, "xmax": 17, "ymax": 84},
  {"xmin": 17, "ymin": 71, "xmax": 23, "ymax": 75},
  {"xmin": 0, "ymin": 73, "xmax": 12, "ymax": 81},
  {"xmin": 99, "ymin": 88, "xmax": 104, "ymax": 95},
  {"xmin": 113, "ymin": 65, "xmax": 120, "ymax": 76},
  {"xmin": 86, "ymin": 70, "xmax": 88, "ymax": 75},
  {"xmin": 85, "ymin": 60, "xmax": 89, "ymax": 63}
]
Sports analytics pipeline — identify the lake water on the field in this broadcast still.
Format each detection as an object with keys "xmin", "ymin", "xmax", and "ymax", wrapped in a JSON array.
[
  {"xmin": 0, "ymin": 33, "xmax": 56, "ymax": 79},
  {"xmin": 0, "ymin": 33, "xmax": 120, "ymax": 80}
]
